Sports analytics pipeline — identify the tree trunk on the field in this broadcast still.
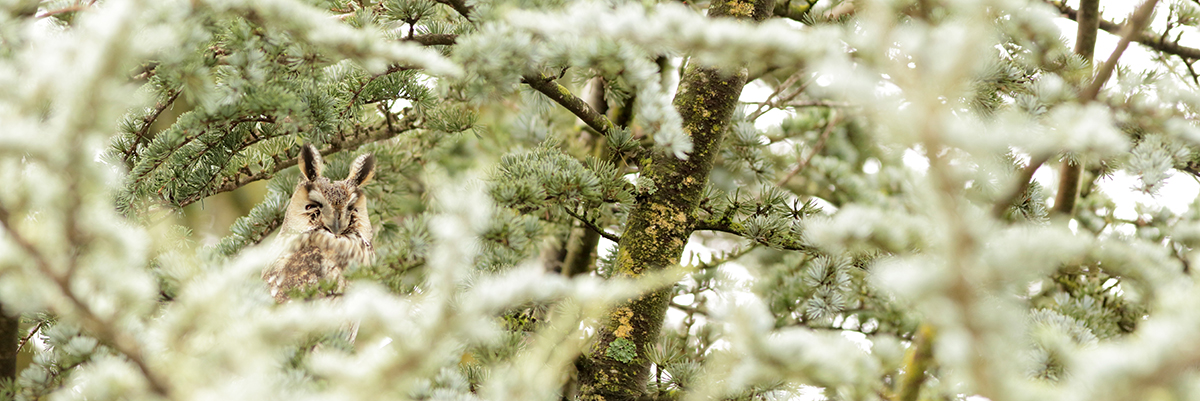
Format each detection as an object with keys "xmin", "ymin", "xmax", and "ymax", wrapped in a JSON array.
[
  {"xmin": 575, "ymin": 1, "xmax": 774, "ymax": 399},
  {"xmin": 0, "ymin": 309, "xmax": 18, "ymax": 384},
  {"xmin": 1054, "ymin": 0, "xmax": 1100, "ymax": 217}
]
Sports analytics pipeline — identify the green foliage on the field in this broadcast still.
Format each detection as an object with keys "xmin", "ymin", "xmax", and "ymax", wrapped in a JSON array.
[
  {"xmin": 8, "ymin": 0, "xmax": 1200, "ymax": 400},
  {"xmin": 606, "ymin": 337, "xmax": 638, "ymax": 364}
]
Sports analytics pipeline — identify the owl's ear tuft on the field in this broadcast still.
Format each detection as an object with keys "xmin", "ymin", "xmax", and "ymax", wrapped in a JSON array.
[
  {"xmin": 299, "ymin": 144, "xmax": 324, "ymax": 181},
  {"xmin": 348, "ymin": 153, "xmax": 376, "ymax": 187}
]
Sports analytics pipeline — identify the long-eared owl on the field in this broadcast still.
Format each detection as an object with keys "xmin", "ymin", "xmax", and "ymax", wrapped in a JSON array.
[{"xmin": 263, "ymin": 144, "xmax": 376, "ymax": 302}]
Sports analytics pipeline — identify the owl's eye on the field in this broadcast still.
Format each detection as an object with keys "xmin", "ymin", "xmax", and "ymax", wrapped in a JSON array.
[{"xmin": 306, "ymin": 202, "xmax": 322, "ymax": 213}]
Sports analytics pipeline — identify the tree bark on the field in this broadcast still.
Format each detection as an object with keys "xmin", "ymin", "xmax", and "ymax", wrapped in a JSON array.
[
  {"xmin": 575, "ymin": 1, "xmax": 775, "ymax": 399},
  {"xmin": 0, "ymin": 308, "xmax": 18, "ymax": 384}
]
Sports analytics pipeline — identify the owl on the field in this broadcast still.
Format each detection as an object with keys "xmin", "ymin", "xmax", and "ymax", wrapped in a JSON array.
[{"xmin": 263, "ymin": 144, "xmax": 376, "ymax": 303}]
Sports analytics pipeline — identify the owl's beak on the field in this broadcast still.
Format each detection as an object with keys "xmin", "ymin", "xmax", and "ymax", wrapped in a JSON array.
[
  {"xmin": 329, "ymin": 214, "xmax": 346, "ymax": 235},
  {"xmin": 323, "ymin": 210, "xmax": 347, "ymax": 235}
]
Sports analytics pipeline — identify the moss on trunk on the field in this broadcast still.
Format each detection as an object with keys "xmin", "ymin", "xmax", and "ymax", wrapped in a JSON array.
[{"xmin": 575, "ymin": 0, "xmax": 775, "ymax": 399}]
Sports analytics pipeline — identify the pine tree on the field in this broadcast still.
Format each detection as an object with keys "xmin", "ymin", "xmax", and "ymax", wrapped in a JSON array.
[{"xmin": 6, "ymin": 0, "xmax": 1200, "ymax": 400}]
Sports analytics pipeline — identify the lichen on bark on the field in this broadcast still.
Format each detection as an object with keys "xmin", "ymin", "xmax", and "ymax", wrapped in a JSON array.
[{"xmin": 574, "ymin": 0, "xmax": 777, "ymax": 399}]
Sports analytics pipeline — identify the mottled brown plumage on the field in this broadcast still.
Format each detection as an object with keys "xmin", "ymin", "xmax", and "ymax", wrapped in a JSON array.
[{"xmin": 264, "ymin": 145, "xmax": 376, "ymax": 302}]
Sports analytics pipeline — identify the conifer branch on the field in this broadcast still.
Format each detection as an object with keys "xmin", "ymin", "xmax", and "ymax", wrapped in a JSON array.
[
  {"xmin": 0, "ymin": 204, "xmax": 172, "ymax": 397},
  {"xmin": 1048, "ymin": 0, "xmax": 1200, "ymax": 61},
  {"xmin": 176, "ymin": 112, "xmax": 420, "ymax": 207},
  {"xmin": 522, "ymin": 74, "xmax": 619, "ymax": 137},
  {"xmin": 693, "ymin": 219, "xmax": 818, "ymax": 254},
  {"xmin": 562, "ymin": 207, "xmax": 621, "ymax": 243},
  {"xmin": 123, "ymin": 89, "xmax": 181, "ymax": 165},
  {"xmin": 345, "ymin": 65, "xmax": 418, "ymax": 117},
  {"xmin": 993, "ymin": 153, "xmax": 1050, "ymax": 218}
]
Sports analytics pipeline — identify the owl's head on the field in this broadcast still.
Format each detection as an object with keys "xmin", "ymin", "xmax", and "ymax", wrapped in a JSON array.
[{"xmin": 286, "ymin": 144, "xmax": 376, "ymax": 238}]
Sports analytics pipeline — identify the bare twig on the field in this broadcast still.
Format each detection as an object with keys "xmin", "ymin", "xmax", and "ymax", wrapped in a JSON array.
[
  {"xmin": 743, "ymin": 100, "xmax": 855, "ymax": 108},
  {"xmin": 522, "ymin": 74, "xmax": 619, "ymax": 137},
  {"xmin": 669, "ymin": 301, "xmax": 707, "ymax": 315},
  {"xmin": 16, "ymin": 320, "xmax": 44, "ymax": 352},
  {"xmin": 776, "ymin": 111, "xmax": 839, "ymax": 187},
  {"xmin": 403, "ymin": 33, "xmax": 458, "ymax": 46},
  {"xmin": 747, "ymin": 72, "xmax": 807, "ymax": 121},
  {"xmin": 562, "ymin": 207, "xmax": 621, "ymax": 243},
  {"xmin": 36, "ymin": 6, "xmax": 89, "ymax": 19},
  {"xmin": 1080, "ymin": 0, "xmax": 1160, "ymax": 101},
  {"xmin": 693, "ymin": 218, "xmax": 819, "ymax": 254}
]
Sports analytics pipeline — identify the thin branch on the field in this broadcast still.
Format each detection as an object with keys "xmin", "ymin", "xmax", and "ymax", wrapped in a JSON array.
[
  {"xmin": 522, "ymin": 74, "xmax": 619, "ymax": 137},
  {"xmin": 562, "ymin": 207, "xmax": 621, "ymax": 243},
  {"xmin": 1080, "ymin": 0, "xmax": 1160, "ymax": 101},
  {"xmin": 693, "ymin": 219, "xmax": 819, "ymax": 254},
  {"xmin": 669, "ymin": 301, "xmax": 707, "ymax": 316},
  {"xmin": 747, "ymin": 72, "xmax": 807, "ymax": 121},
  {"xmin": 777, "ymin": 111, "xmax": 838, "ymax": 187},
  {"xmin": 695, "ymin": 244, "xmax": 759, "ymax": 271},
  {"xmin": 896, "ymin": 324, "xmax": 935, "ymax": 401},
  {"xmin": 1073, "ymin": 0, "xmax": 1101, "ymax": 61},
  {"xmin": 403, "ymin": 33, "xmax": 458, "ymax": 46},
  {"xmin": 124, "ymin": 89, "xmax": 182, "ymax": 165},
  {"xmin": 1054, "ymin": 0, "xmax": 1158, "ymax": 217},
  {"xmin": 1049, "ymin": 0, "xmax": 1200, "ymax": 60},
  {"xmin": 36, "ymin": 6, "xmax": 89, "ymax": 19},
  {"xmin": 16, "ymin": 320, "xmax": 44, "ymax": 352},
  {"xmin": 743, "ymin": 99, "xmax": 855, "ymax": 108}
]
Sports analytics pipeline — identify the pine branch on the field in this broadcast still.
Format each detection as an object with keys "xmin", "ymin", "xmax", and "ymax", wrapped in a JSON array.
[
  {"xmin": 693, "ymin": 218, "xmax": 818, "ymax": 254},
  {"xmin": 1049, "ymin": 0, "xmax": 1200, "ymax": 61},
  {"xmin": 992, "ymin": 153, "xmax": 1050, "ymax": 218},
  {"xmin": 344, "ymin": 64, "xmax": 418, "ymax": 117},
  {"xmin": 522, "ymin": 74, "xmax": 619, "ymax": 137},
  {"xmin": 175, "ymin": 112, "xmax": 420, "ymax": 208},
  {"xmin": 123, "ymin": 88, "xmax": 181, "ymax": 166}
]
